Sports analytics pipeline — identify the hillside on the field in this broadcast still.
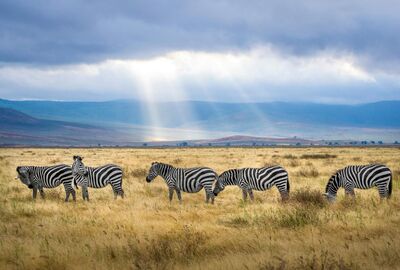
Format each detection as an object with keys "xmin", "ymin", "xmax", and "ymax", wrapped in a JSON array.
[
  {"xmin": 0, "ymin": 107, "xmax": 135, "ymax": 146},
  {"xmin": 1, "ymin": 99, "xmax": 399, "ymax": 129},
  {"xmin": 1, "ymin": 99, "xmax": 400, "ymax": 143}
]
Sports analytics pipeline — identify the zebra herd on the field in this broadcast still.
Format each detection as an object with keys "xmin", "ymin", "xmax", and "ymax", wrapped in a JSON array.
[
  {"xmin": 15, "ymin": 156, "xmax": 393, "ymax": 203},
  {"xmin": 15, "ymin": 156, "xmax": 124, "ymax": 202}
]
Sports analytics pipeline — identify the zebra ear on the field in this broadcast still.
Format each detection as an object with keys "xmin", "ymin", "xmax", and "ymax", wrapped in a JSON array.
[
  {"xmin": 16, "ymin": 166, "xmax": 21, "ymax": 172},
  {"xmin": 73, "ymin": 155, "xmax": 78, "ymax": 160}
]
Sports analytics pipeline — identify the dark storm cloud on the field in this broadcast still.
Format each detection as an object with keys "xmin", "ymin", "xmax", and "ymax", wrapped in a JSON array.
[{"xmin": 0, "ymin": 0, "xmax": 399, "ymax": 71}]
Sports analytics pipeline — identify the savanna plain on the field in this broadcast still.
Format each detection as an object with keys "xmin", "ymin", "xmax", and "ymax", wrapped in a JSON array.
[{"xmin": 0, "ymin": 147, "xmax": 400, "ymax": 270}]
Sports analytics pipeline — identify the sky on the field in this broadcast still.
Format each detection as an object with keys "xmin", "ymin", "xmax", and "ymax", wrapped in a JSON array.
[{"xmin": 0, "ymin": 0, "xmax": 399, "ymax": 103}]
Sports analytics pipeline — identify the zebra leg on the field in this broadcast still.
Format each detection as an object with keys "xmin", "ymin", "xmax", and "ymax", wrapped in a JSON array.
[
  {"xmin": 242, "ymin": 189, "xmax": 248, "ymax": 201},
  {"xmin": 32, "ymin": 187, "xmax": 38, "ymax": 200},
  {"xmin": 276, "ymin": 184, "xmax": 289, "ymax": 201},
  {"xmin": 345, "ymin": 187, "xmax": 355, "ymax": 200},
  {"xmin": 85, "ymin": 187, "xmax": 90, "ymax": 201},
  {"xmin": 168, "ymin": 188, "xmax": 174, "ymax": 202},
  {"xmin": 377, "ymin": 182, "xmax": 389, "ymax": 199},
  {"xmin": 63, "ymin": 182, "xmax": 75, "ymax": 202},
  {"xmin": 82, "ymin": 185, "xmax": 89, "ymax": 201},
  {"xmin": 39, "ymin": 188, "xmax": 45, "ymax": 199},
  {"xmin": 248, "ymin": 189, "xmax": 254, "ymax": 201},
  {"xmin": 110, "ymin": 181, "xmax": 124, "ymax": 199},
  {"xmin": 204, "ymin": 186, "xmax": 215, "ymax": 204},
  {"xmin": 175, "ymin": 189, "xmax": 182, "ymax": 204},
  {"xmin": 71, "ymin": 189, "xmax": 76, "ymax": 201}
]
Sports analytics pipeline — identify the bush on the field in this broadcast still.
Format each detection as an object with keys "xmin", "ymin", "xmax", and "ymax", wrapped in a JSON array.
[
  {"xmin": 300, "ymin": 154, "xmax": 337, "ymax": 159},
  {"xmin": 291, "ymin": 188, "xmax": 327, "ymax": 208},
  {"xmin": 273, "ymin": 206, "xmax": 319, "ymax": 228},
  {"xmin": 126, "ymin": 225, "xmax": 208, "ymax": 269},
  {"xmin": 283, "ymin": 154, "xmax": 297, "ymax": 159},
  {"xmin": 296, "ymin": 167, "xmax": 319, "ymax": 178},
  {"xmin": 128, "ymin": 168, "xmax": 147, "ymax": 178},
  {"xmin": 288, "ymin": 159, "xmax": 300, "ymax": 167}
]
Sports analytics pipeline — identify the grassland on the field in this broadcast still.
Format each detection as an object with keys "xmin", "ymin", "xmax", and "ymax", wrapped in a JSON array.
[{"xmin": 0, "ymin": 147, "xmax": 400, "ymax": 270}]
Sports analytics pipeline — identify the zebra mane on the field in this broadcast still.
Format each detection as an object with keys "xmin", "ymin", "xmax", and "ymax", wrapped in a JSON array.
[
  {"xmin": 16, "ymin": 166, "xmax": 32, "ymax": 172},
  {"xmin": 155, "ymin": 162, "xmax": 174, "ymax": 170},
  {"xmin": 219, "ymin": 169, "xmax": 238, "ymax": 184},
  {"xmin": 224, "ymin": 168, "xmax": 238, "ymax": 175},
  {"xmin": 153, "ymin": 162, "xmax": 174, "ymax": 171}
]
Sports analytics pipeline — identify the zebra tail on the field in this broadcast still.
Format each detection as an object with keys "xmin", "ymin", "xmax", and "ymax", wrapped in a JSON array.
[
  {"xmin": 388, "ymin": 173, "xmax": 392, "ymax": 198},
  {"xmin": 74, "ymin": 178, "xmax": 79, "ymax": 190},
  {"xmin": 287, "ymin": 177, "xmax": 290, "ymax": 193}
]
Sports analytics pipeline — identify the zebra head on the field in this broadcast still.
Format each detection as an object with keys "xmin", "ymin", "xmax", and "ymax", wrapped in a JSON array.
[
  {"xmin": 146, "ymin": 162, "xmax": 159, "ymax": 183},
  {"xmin": 213, "ymin": 173, "xmax": 227, "ymax": 196},
  {"xmin": 16, "ymin": 166, "xmax": 33, "ymax": 189},
  {"xmin": 323, "ymin": 174, "xmax": 338, "ymax": 202},
  {"xmin": 72, "ymin": 155, "xmax": 88, "ymax": 177}
]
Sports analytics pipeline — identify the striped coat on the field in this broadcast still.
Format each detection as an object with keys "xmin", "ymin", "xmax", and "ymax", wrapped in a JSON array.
[
  {"xmin": 213, "ymin": 166, "xmax": 290, "ymax": 201},
  {"xmin": 16, "ymin": 164, "xmax": 75, "ymax": 201},
  {"xmin": 72, "ymin": 156, "xmax": 124, "ymax": 200},
  {"xmin": 146, "ymin": 162, "xmax": 217, "ymax": 203},
  {"xmin": 324, "ymin": 164, "xmax": 392, "ymax": 201}
]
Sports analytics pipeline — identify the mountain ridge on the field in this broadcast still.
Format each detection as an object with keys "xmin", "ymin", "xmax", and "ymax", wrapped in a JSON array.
[{"xmin": 1, "ymin": 99, "xmax": 399, "ymax": 143}]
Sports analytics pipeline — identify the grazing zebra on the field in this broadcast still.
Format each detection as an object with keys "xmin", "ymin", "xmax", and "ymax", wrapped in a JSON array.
[
  {"xmin": 72, "ymin": 156, "xmax": 124, "ymax": 201},
  {"xmin": 15, "ymin": 164, "xmax": 76, "ymax": 201},
  {"xmin": 323, "ymin": 164, "xmax": 392, "ymax": 201},
  {"xmin": 213, "ymin": 166, "xmax": 290, "ymax": 201},
  {"xmin": 146, "ymin": 162, "xmax": 218, "ymax": 204}
]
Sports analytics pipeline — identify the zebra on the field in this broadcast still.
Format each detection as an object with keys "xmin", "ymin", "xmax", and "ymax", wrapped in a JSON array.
[
  {"xmin": 323, "ymin": 164, "xmax": 392, "ymax": 202},
  {"xmin": 15, "ymin": 164, "xmax": 76, "ymax": 201},
  {"xmin": 72, "ymin": 155, "xmax": 124, "ymax": 201},
  {"xmin": 213, "ymin": 166, "xmax": 290, "ymax": 201},
  {"xmin": 146, "ymin": 162, "xmax": 218, "ymax": 204}
]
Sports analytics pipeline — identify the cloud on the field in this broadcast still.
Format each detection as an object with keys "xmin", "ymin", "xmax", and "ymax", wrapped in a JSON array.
[
  {"xmin": 1, "ymin": 46, "xmax": 395, "ymax": 103},
  {"xmin": 0, "ymin": 0, "xmax": 399, "ymax": 72},
  {"xmin": 0, "ymin": 1, "xmax": 399, "ymax": 103}
]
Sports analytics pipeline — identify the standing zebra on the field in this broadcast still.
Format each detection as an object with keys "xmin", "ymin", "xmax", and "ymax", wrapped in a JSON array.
[
  {"xmin": 72, "ymin": 156, "xmax": 124, "ymax": 201},
  {"xmin": 146, "ymin": 162, "xmax": 218, "ymax": 204},
  {"xmin": 15, "ymin": 164, "xmax": 76, "ymax": 201},
  {"xmin": 213, "ymin": 166, "xmax": 290, "ymax": 201},
  {"xmin": 323, "ymin": 164, "xmax": 392, "ymax": 201}
]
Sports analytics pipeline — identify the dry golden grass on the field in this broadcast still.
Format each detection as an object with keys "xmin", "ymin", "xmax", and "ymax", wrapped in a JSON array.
[{"xmin": 0, "ymin": 147, "xmax": 400, "ymax": 270}]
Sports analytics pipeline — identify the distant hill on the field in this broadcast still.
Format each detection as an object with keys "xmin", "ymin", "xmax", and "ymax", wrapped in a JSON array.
[
  {"xmin": 0, "ymin": 107, "xmax": 135, "ymax": 146},
  {"xmin": 1, "ymin": 99, "xmax": 399, "ymax": 129},
  {"xmin": 197, "ymin": 135, "xmax": 317, "ymax": 145},
  {"xmin": 0, "ymin": 99, "xmax": 399, "ymax": 143}
]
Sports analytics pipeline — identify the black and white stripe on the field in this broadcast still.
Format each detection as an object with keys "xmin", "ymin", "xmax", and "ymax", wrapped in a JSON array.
[
  {"xmin": 72, "ymin": 156, "xmax": 124, "ymax": 201},
  {"xmin": 213, "ymin": 166, "xmax": 290, "ymax": 201},
  {"xmin": 146, "ymin": 162, "xmax": 218, "ymax": 203},
  {"xmin": 324, "ymin": 164, "xmax": 392, "ymax": 201},
  {"xmin": 16, "ymin": 164, "xmax": 76, "ymax": 201}
]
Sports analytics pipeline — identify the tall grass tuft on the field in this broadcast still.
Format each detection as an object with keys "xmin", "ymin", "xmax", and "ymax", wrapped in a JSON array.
[
  {"xmin": 126, "ymin": 225, "xmax": 208, "ymax": 269},
  {"xmin": 296, "ymin": 167, "xmax": 319, "ymax": 178},
  {"xmin": 291, "ymin": 188, "xmax": 327, "ymax": 208},
  {"xmin": 300, "ymin": 154, "xmax": 337, "ymax": 159},
  {"xmin": 272, "ymin": 206, "xmax": 320, "ymax": 228}
]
